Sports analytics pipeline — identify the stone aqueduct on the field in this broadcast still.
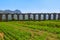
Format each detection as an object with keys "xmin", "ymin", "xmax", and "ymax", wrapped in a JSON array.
[{"xmin": 0, "ymin": 13, "xmax": 60, "ymax": 21}]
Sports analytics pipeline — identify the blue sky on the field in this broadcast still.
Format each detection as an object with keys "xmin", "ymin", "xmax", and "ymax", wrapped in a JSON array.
[{"xmin": 0, "ymin": 0, "xmax": 60, "ymax": 13}]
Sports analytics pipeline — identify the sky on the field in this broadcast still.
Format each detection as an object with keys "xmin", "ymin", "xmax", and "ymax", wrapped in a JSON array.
[{"xmin": 0, "ymin": 0, "xmax": 60, "ymax": 13}]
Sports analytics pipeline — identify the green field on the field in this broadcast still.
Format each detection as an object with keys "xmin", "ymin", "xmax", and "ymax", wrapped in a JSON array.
[{"xmin": 0, "ymin": 20, "xmax": 60, "ymax": 40}]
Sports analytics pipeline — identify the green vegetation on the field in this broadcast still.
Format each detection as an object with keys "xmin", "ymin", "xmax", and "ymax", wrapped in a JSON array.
[{"xmin": 0, "ymin": 20, "xmax": 60, "ymax": 40}]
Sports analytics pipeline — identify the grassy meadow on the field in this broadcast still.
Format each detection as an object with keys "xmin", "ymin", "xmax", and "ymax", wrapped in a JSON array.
[{"xmin": 0, "ymin": 20, "xmax": 60, "ymax": 40}]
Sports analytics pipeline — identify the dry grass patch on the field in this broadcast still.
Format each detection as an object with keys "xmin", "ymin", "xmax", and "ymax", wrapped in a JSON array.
[{"xmin": 0, "ymin": 32, "xmax": 4, "ymax": 40}]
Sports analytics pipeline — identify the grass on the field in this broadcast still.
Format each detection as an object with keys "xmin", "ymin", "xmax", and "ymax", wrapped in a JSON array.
[{"xmin": 0, "ymin": 20, "xmax": 60, "ymax": 40}]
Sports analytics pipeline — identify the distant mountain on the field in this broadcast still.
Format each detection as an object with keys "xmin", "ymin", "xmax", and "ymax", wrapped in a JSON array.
[
  {"xmin": 0, "ymin": 10, "xmax": 4, "ymax": 13},
  {"xmin": 14, "ymin": 10, "xmax": 21, "ymax": 13},
  {"xmin": 0, "ymin": 10, "xmax": 22, "ymax": 14},
  {"xmin": 4, "ymin": 10, "xmax": 13, "ymax": 13}
]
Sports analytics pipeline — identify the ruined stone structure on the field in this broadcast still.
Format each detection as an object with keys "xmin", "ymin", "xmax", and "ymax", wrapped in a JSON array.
[{"xmin": 0, "ymin": 13, "xmax": 60, "ymax": 21}]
